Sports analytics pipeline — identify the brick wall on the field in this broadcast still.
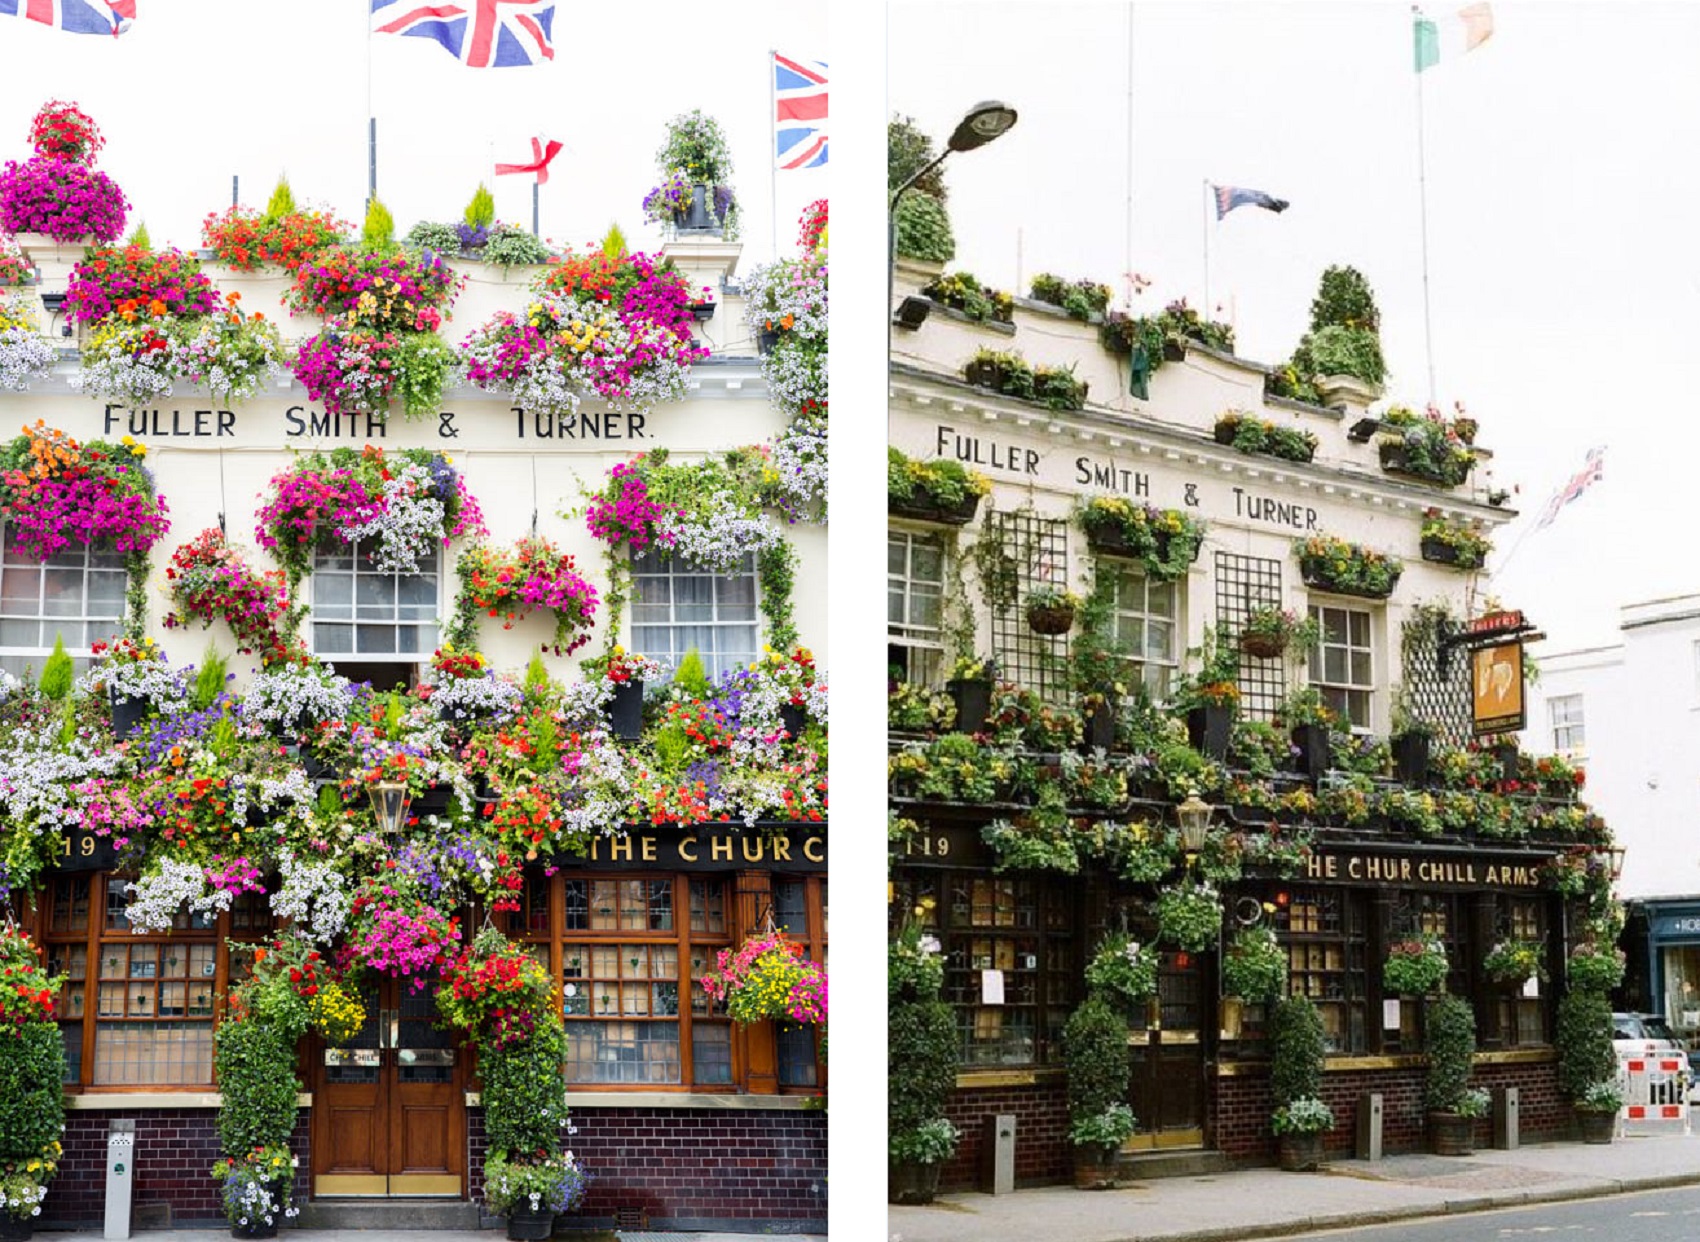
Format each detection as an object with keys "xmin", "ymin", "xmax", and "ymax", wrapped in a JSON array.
[
  {"xmin": 470, "ymin": 1105, "xmax": 827, "ymax": 1231},
  {"xmin": 938, "ymin": 1080, "xmax": 1069, "ymax": 1191},
  {"xmin": 44, "ymin": 1108, "xmax": 311, "ymax": 1228},
  {"xmin": 1214, "ymin": 1059, "xmax": 1566, "ymax": 1161}
]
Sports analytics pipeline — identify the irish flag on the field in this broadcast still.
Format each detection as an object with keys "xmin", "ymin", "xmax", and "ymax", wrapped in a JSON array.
[{"xmin": 1414, "ymin": 3, "xmax": 1493, "ymax": 72}]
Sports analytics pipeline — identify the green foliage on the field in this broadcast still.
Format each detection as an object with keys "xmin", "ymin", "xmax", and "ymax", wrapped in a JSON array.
[
  {"xmin": 887, "ymin": 446, "xmax": 989, "ymax": 509},
  {"xmin": 192, "ymin": 646, "xmax": 229, "ymax": 711},
  {"xmin": 1303, "ymin": 324, "xmax": 1386, "ymax": 386},
  {"xmin": 1423, "ymin": 994, "xmax": 1477, "ymax": 1112},
  {"xmin": 1029, "ymin": 273, "xmax": 1112, "ymax": 320},
  {"xmin": 1295, "ymin": 534, "xmax": 1403, "ymax": 598},
  {"xmin": 893, "ymin": 191, "xmax": 954, "ymax": 263},
  {"xmin": 889, "ymin": 115, "xmax": 947, "ymax": 199},
  {"xmin": 215, "ymin": 1018, "xmax": 300, "ymax": 1155},
  {"xmin": 1555, "ymin": 988, "xmax": 1615, "ymax": 1099},
  {"xmin": 656, "ymin": 110, "xmax": 735, "ymax": 186},
  {"xmin": 1215, "ymin": 411, "xmax": 1318, "ymax": 463},
  {"xmin": 889, "ymin": 995, "xmax": 958, "ymax": 1149},
  {"xmin": 1309, "ymin": 264, "xmax": 1381, "ymax": 332},
  {"xmin": 523, "ymin": 653, "xmax": 551, "ymax": 692},
  {"xmin": 1064, "ymin": 995, "xmax": 1129, "ymax": 1129},
  {"xmin": 888, "ymin": 926, "xmax": 946, "ymax": 1000},
  {"xmin": 1156, "ymin": 880, "xmax": 1223, "ymax": 952},
  {"xmin": 464, "ymin": 183, "xmax": 496, "ymax": 229},
  {"xmin": 0, "ymin": 1022, "xmax": 66, "ymax": 1163},
  {"xmin": 1221, "ymin": 926, "xmax": 1288, "ymax": 1003},
  {"xmin": 403, "ymin": 220, "xmax": 462, "ymax": 252},
  {"xmin": 672, "ymin": 648, "xmax": 712, "ymax": 700},
  {"xmin": 360, "ymin": 197, "xmax": 396, "ymax": 251},
  {"xmin": 125, "ymin": 221, "xmax": 152, "ymax": 250},
  {"xmin": 263, "ymin": 176, "xmax": 297, "ymax": 223},
  {"xmin": 1084, "ymin": 931, "xmax": 1157, "ymax": 1010},
  {"xmin": 921, "ymin": 271, "xmax": 1008, "ymax": 322},
  {"xmin": 39, "ymin": 636, "xmax": 71, "ymax": 701},
  {"xmin": 1269, "ymin": 996, "xmax": 1325, "ymax": 1108},
  {"xmin": 480, "ymin": 1012, "xmax": 573, "ymax": 1157},
  {"xmin": 482, "ymin": 223, "xmax": 553, "ymax": 269},
  {"xmin": 601, "ymin": 223, "xmax": 628, "ymax": 259}
]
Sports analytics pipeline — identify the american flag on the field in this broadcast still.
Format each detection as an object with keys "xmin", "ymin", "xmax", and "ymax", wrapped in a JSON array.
[
  {"xmin": 371, "ymin": 0, "xmax": 554, "ymax": 69},
  {"xmin": 774, "ymin": 53, "xmax": 827, "ymax": 169},
  {"xmin": 0, "ymin": 0, "xmax": 132, "ymax": 36},
  {"xmin": 1535, "ymin": 446, "xmax": 1604, "ymax": 530}
]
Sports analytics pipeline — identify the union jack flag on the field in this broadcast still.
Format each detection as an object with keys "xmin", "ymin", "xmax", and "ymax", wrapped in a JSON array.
[
  {"xmin": 774, "ymin": 53, "xmax": 827, "ymax": 169},
  {"xmin": 371, "ymin": 0, "xmax": 553, "ymax": 69},
  {"xmin": 0, "ymin": 0, "xmax": 133, "ymax": 36},
  {"xmin": 1535, "ymin": 446, "xmax": 1604, "ymax": 530}
]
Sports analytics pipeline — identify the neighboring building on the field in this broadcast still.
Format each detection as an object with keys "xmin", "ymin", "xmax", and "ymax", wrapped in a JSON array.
[
  {"xmin": 0, "ymin": 216, "xmax": 827, "ymax": 1233},
  {"xmin": 1522, "ymin": 596, "xmax": 1700, "ymax": 1028},
  {"xmin": 887, "ymin": 252, "xmax": 1614, "ymax": 1184}
]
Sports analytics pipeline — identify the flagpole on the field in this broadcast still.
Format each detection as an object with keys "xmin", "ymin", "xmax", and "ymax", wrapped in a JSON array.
[
  {"xmin": 1123, "ymin": 2, "xmax": 1134, "ymax": 309},
  {"xmin": 366, "ymin": 6, "xmax": 376, "ymax": 210},
  {"xmin": 532, "ymin": 182, "xmax": 540, "ymax": 238},
  {"xmin": 1202, "ymin": 179, "xmax": 1211, "ymax": 319},
  {"xmin": 768, "ymin": 49, "xmax": 779, "ymax": 257},
  {"xmin": 1414, "ymin": 6, "xmax": 1437, "ymax": 404}
]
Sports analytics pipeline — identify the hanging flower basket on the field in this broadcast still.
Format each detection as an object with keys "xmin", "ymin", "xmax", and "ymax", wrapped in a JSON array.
[{"xmin": 1027, "ymin": 605, "xmax": 1076, "ymax": 635}]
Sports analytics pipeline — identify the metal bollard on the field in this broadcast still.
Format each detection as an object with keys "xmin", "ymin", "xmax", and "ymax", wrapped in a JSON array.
[
  {"xmin": 979, "ymin": 1113, "xmax": 1016, "ymax": 1194},
  {"xmin": 1355, "ymin": 1092, "xmax": 1383, "ymax": 1161},
  {"xmin": 1494, "ymin": 1086, "xmax": 1520, "ymax": 1150},
  {"xmin": 104, "ymin": 1120, "xmax": 135, "ymax": 1240}
]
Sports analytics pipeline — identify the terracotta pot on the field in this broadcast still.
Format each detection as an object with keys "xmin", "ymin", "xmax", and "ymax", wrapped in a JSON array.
[
  {"xmin": 1072, "ymin": 1143, "xmax": 1120, "ymax": 1190},
  {"xmin": 888, "ymin": 1158, "xmax": 942, "ymax": 1205},
  {"xmin": 1277, "ymin": 1132, "xmax": 1325, "ymax": 1172}
]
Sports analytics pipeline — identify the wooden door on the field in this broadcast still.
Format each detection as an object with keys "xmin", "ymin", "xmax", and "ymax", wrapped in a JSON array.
[
  {"xmin": 1126, "ymin": 948, "xmax": 1206, "ymax": 1150},
  {"xmin": 311, "ymin": 978, "xmax": 466, "ymax": 1196}
]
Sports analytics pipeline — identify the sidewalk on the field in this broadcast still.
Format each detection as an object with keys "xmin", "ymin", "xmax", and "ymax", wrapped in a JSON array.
[
  {"xmin": 888, "ymin": 1131, "xmax": 1700, "ymax": 1242},
  {"xmin": 48, "ymin": 1233, "xmax": 819, "ymax": 1241}
]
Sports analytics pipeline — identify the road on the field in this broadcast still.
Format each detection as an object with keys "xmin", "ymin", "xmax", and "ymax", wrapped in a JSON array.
[{"xmin": 1284, "ymin": 1185, "xmax": 1700, "ymax": 1242}]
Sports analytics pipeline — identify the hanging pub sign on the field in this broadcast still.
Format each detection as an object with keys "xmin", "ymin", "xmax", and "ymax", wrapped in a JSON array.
[
  {"xmin": 53, "ymin": 825, "xmax": 120, "ymax": 873},
  {"xmin": 1471, "ymin": 639, "xmax": 1527, "ymax": 736}
]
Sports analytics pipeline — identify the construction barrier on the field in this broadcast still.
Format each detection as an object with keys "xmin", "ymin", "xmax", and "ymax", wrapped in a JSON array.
[{"xmin": 1619, "ymin": 1056, "xmax": 1690, "ymax": 1134}]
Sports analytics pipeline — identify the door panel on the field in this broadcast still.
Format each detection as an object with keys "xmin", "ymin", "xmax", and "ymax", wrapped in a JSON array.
[{"xmin": 1127, "ymin": 949, "xmax": 1206, "ymax": 1150}]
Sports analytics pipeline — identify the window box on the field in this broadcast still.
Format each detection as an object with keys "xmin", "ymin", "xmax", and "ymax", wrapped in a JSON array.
[
  {"xmin": 1379, "ymin": 441, "xmax": 1467, "ymax": 489},
  {"xmin": 887, "ymin": 491, "xmax": 982, "ymax": 527},
  {"xmin": 1418, "ymin": 537, "xmax": 1474, "ymax": 569},
  {"xmin": 1299, "ymin": 561, "xmax": 1400, "ymax": 600},
  {"xmin": 1084, "ymin": 525, "xmax": 1200, "ymax": 572}
]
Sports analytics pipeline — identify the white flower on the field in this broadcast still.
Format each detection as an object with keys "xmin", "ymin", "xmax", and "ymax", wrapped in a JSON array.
[{"xmin": 126, "ymin": 859, "xmax": 231, "ymax": 934}]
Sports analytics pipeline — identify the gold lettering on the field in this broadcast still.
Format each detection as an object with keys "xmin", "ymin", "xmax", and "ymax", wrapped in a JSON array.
[
  {"xmin": 1399, "ymin": 859, "xmax": 1411, "ymax": 880},
  {"xmin": 770, "ymin": 837, "xmax": 791, "ymax": 862},
  {"xmin": 588, "ymin": 838, "xmax": 601, "ymax": 861},
  {"xmin": 81, "ymin": 836, "xmax": 94, "ymax": 857},
  {"xmin": 1348, "ymin": 857, "xmax": 1362, "ymax": 879},
  {"xmin": 1307, "ymin": 854, "xmax": 1325, "ymax": 879},
  {"xmin": 1324, "ymin": 855, "xmax": 1337, "ymax": 878},
  {"xmin": 610, "ymin": 837, "xmax": 633, "ymax": 861},
  {"xmin": 641, "ymin": 837, "xmax": 657, "ymax": 862},
  {"xmin": 711, "ymin": 837, "xmax": 734, "ymax": 862},
  {"xmin": 1466, "ymin": 864, "xmax": 1477, "ymax": 883},
  {"xmin": 937, "ymin": 836, "xmax": 949, "ymax": 857},
  {"xmin": 678, "ymin": 836, "xmax": 699, "ymax": 862},
  {"xmin": 1484, "ymin": 865, "xmax": 1499, "ymax": 885},
  {"xmin": 741, "ymin": 837, "xmax": 766, "ymax": 863},
  {"xmin": 803, "ymin": 836, "xmax": 824, "ymax": 863},
  {"xmin": 59, "ymin": 835, "xmax": 71, "ymax": 858}
]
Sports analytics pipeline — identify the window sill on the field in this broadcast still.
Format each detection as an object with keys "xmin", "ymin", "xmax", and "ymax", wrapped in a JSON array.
[
  {"xmin": 955, "ymin": 1068, "xmax": 1065, "ymax": 1089},
  {"xmin": 461, "ymin": 1090, "xmax": 818, "ymax": 1110},
  {"xmin": 66, "ymin": 1091, "xmax": 313, "ymax": 1110}
]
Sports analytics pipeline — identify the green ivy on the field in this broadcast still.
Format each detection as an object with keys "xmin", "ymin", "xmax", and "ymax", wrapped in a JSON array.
[
  {"xmin": 0, "ymin": 1022, "xmax": 65, "ymax": 1164},
  {"xmin": 215, "ymin": 1018, "xmax": 301, "ymax": 1155},
  {"xmin": 1269, "ymin": 996, "xmax": 1325, "ymax": 1108},
  {"xmin": 480, "ymin": 1011, "xmax": 572, "ymax": 1158}
]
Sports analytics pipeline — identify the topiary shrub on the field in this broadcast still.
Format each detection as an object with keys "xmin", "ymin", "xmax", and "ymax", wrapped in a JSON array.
[
  {"xmin": 0, "ymin": 1022, "xmax": 66, "ymax": 1165},
  {"xmin": 215, "ymin": 1017, "xmax": 300, "ymax": 1154},
  {"xmin": 464, "ymin": 183, "xmax": 495, "ymax": 229},
  {"xmin": 361, "ymin": 197, "xmax": 395, "ymax": 252},
  {"xmin": 38, "ymin": 635, "xmax": 72, "ymax": 701},
  {"xmin": 894, "ymin": 191, "xmax": 954, "ymax": 264},
  {"xmin": 1555, "ymin": 988, "xmax": 1615, "ymax": 1099},
  {"xmin": 1064, "ymin": 995, "xmax": 1129, "ymax": 1132},
  {"xmin": 1268, "ymin": 995, "xmax": 1325, "ymax": 1108},
  {"xmin": 480, "ymin": 1011, "xmax": 572, "ymax": 1157},
  {"xmin": 1423, "ymin": 994, "xmax": 1476, "ymax": 1113},
  {"xmin": 888, "ymin": 996, "xmax": 957, "ymax": 1148}
]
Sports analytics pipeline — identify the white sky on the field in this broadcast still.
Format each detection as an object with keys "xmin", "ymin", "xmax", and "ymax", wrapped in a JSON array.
[
  {"xmin": 888, "ymin": 0, "xmax": 1700, "ymax": 652},
  {"xmin": 0, "ymin": 0, "xmax": 827, "ymax": 263}
]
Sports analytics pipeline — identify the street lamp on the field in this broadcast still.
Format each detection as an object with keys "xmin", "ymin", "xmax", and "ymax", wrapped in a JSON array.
[
  {"xmin": 369, "ymin": 779, "xmax": 411, "ymax": 837},
  {"xmin": 1176, "ymin": 789, "xmax": 1213, "ymax": 853},
  {"xmin": 888, "ymin": 101, "xmax": 1018, "ymax": 332}
]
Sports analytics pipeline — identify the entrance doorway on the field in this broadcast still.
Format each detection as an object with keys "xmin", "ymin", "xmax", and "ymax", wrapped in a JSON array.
[
  {"xmin": 1126, "ymin": 948, "xmax": 1206, "ymax": 1150},
  {"xmin": 311, "ymin": 978, "xmax": 466, "ymax": 1196}
]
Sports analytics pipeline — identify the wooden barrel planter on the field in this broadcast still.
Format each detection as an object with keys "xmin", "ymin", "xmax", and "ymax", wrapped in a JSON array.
[{"xmin": 1428, "ymin": 1111, "xmax": 1477, "ymax": 1157}]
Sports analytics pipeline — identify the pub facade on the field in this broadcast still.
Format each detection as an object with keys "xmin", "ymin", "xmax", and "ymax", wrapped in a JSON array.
[
  {"xmin": 0, "ymin": 207, "xmax": 828, "ymax": 1233},
  {"xmin": 886, "ymin": 254, "xmax": 1616, "ymax": 1185}
]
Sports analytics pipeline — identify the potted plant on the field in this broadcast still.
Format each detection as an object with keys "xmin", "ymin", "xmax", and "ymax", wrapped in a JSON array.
[
  {"xmin": 1025, "ymin": 586, "xmax": 1080, "ymax": 636},
  {"xmin": 1384, "ymin": 936, "xmax": 1449, "ymax": 997},
  {"xmin": 1156, "ymin": 880, "xmax": 1223, "ymax": 952},
  {"xmin": 1221, "ymin": 926, "xmax": 1287, "ymax": 1039},
  {"xmin": 889, "ymin": 929, "xmax": 959, "ymax": 1204},
  {"xmin": 1075, "ymin": 497, "xmax": 1206, "ymax": 582},
  {"xmin": 1268, "ymin": 996, "xmax": 1329, "ymax": 1171},
  {"xmin": 648, "ymin": 110, "xmax": 738, "ymax": 237},
  {"xmin": 1064, "ymin": 995, "xmax": 1133, "ymax": 1189},
  {"xmin": 1377, "ymin": 405, "xmax": 1477, "ymax": 488},
  {"xmin": 1573, "ymin": 1082, "xmax": 1621, "ymax": 1145},
  {"xmin": 1390, "ymin": 701, "xmax": 1433, "ymax": 786},
  {"xmin": 0, "ymin": 929, "xmax": 64, "ymax": 1239},
  {"xmin": 1419, "ymin": 511, "xmax": 1492, "ymax": 570},
  {"xmin": 1083, "ymin": 931, "xmax": 1158, "ymax": 1020},
  {"xmin": 943, "ymin": 657, "xmax": 996, "ymax": 735},
  {"xmin": 1481, "ymin": 940, "xmax": 1546, "ymax": 991},
  {"xmin": 1080, "ymin": 690, "xmax": 1117, "ymax": 752},
  {"xmin": 887, "ymin": 446, "xmax": 991, "ymax": 525},
  {"xmin": 1556, "ymin": 987, "xmax": 1617, "ymax": 1144},
  {"xmin": 1176, "ymin": 629, "xmax": 1238, "ymax": 760},
  {"xmin": 479, "ymin": 1009, "xmax": 578, "ymax": 1239},
  {"xmin": 1238, "ymin": 606, "xmax": 1317, "ymax": 660},
  {"xmin": 597, "ymin": 647, "xmax": 663, "ymax": 741},
  {"xmin": 1282, "ymin": 687, "xmax": 1333, "ymax": 781},
  {"xmin": 1295, "ymin": 534, "xmax": 1403, "ymax": 600},
  {"xmin": 1566, "ymin": 941, "xmax": 1626, "ymax": 992},
  {"xmin": 1424, "ymin": 994, "xmax": 1484, "ymax": 1156}
]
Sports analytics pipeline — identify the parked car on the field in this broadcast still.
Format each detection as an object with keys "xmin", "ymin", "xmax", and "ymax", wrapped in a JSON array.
[{"xmin": 1613, "ymin": 1013, "xmax": 1697, "ymax": 1102}]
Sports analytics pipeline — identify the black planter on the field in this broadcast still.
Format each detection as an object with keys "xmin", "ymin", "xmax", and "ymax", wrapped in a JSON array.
[
  {"xmin": 887, "ymin": 491, "xmax": 982, "ymax": 527},
  {"xmin": 671, "ymin": 182, "xmax": 717, "ymax": 232},
  {"xmin": 1419, "ymin": 537, "xmax": 1463, "ymax": 567},
  {"xmin": 301, "ymin": 752, "xmax": 337, "ymax": 780},
  {"xmin": 1392, "ymin": 732, "xmax": 1431, "ymax": 786},
  {"xmin": 1291, "ymin": 723, "xmax": 1331, "ymax": 781},
  {"xmin": 1161, "ymin": 337, "xmax": 1187, "ymax": 362},
  {"xmin": 1083, "ymin": 523, "xmax": 1200, "ymax": 572},
  {"xmin": 413, "ymin": 784, "xmax": 452, "ymax": 819},
  {"xmin": 963, "ymin": 359, "xmax": 1001, "ymax": 389},
  {"xmin": 1277, "ymin": 1132, "xmax": 1325, "ymax": 1172},
  {"xmin": 1578, "ymin": 1109, "xmax": 1616, "ymax": 1144},
  {"xmin": 608, "ymin": 679, "xmax": 644, "ymax": 740},
  {"xmin": 110, "ymin": 689, "xmax": 148, "ymax": 739},
  {"xmin": 1298, "ymin": 561, "xmax": 1401, "ymax": 601},
  {"xmin": 1187, "ymin": 705, "xmax": 1233, "ymax": 761},
  {"xmin": 1493, "ymin": 743, "xmax": 1520, "ymax": 784},
  {"xmin": 888, "ymin": 1159, "xmax": 942, "ymax": 1206},
  {"xmin": 688, "ymin": 301, "xmax": 716, "ymax": 322},
  {"xmin": 757, "ymin": 328, "xmax": 780, "ymax": 355},
  {"xmin": 946, "ymin": 677, "xmax": 993, "ymax": 735},
  {"xmin": 780, "ymin": 703, "xmax": 807, "ymax": 738},
  {"xmin": 0, "ymin": 1214, "xmax": 30, "ymax": 1241},
  {"xmin": 1083, "ymin": 699, "xmax": 1116, "ymax": 752},
  {"xmin": 506, "ymin": 1207, "xmax": 555, "ymax": 1241}
]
